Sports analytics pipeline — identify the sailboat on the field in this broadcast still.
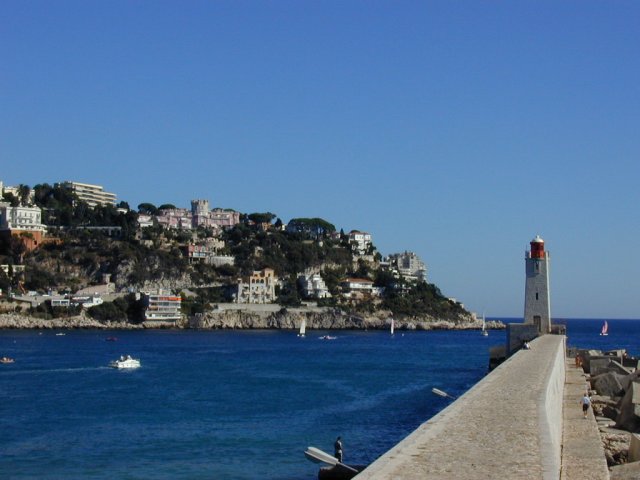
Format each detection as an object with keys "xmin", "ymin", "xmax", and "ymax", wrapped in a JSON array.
[
  {"xmin": 390, "ymin": 318, "xmax": 395, "ymax": 335},
  {"xmin": 481, "ymin": 314, "xmax": 488, "ymax": 337},
  {"xmin": 298, "ymin": 319, "xmax": 306, "ymax": 337},
  {"xmin": 600, "ymin": 320, "xmax": 608, "ymax": 336}
]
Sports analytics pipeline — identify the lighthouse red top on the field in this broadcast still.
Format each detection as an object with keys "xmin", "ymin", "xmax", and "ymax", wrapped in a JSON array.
[{"xmin": 530, "ymin": 235, "xmax": 545, "ymax": 258}]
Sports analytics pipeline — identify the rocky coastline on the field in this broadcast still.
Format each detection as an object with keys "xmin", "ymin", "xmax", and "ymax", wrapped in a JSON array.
[{"xmin": 0, "ymin": 308, "xmax": 506, "ymax": 331}]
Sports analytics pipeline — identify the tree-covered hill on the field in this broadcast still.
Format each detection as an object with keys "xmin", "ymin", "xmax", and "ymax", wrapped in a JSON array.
[{"xmin": 0, "ymin": 185, "xmax": 469, "ymax": 321}]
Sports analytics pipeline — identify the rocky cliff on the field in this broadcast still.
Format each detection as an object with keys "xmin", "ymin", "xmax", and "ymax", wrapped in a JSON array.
[{"xmin": 0, "ymin": 308, "xmax": 505, "ymax": 331}]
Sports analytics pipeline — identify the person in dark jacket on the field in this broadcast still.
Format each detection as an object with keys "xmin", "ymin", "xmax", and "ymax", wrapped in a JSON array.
[{"xmin": 334, "ymin": 436, "xmax": 343, "ymax": 462}]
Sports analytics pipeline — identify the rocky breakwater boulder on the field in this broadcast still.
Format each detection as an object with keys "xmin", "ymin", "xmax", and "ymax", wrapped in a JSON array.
[
  {"xmin": 582, "ymin": 348, "xmax": 640, "ymax": 469},
  {"xmin": 592, "ymin": 371, "xmax": 627, "ymax": 398},
  {"xmin": 616, "ymin": 380, "xmax": 640, "ymax": 433},
  {"xmin": 587, "ymin": 357, "xmax": 640, "ymax": 430}
]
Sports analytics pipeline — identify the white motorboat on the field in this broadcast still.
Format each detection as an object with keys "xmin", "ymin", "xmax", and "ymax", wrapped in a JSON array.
[{"xmin": 109, "ymin": 355, "xmax": 141, "ymax": 369}]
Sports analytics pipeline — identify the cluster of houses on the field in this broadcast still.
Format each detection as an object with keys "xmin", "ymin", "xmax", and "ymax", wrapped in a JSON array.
[
  {"xmin": 19, "ymin": 289, "xmax": 183, "ymax": 323},
  {"xmin": 138, "ymin": 199, "xmax": 241, "ymax": 231},
  {"xmin": 1, "ymin": 180, "xmax": 429, "ymax": 318}
]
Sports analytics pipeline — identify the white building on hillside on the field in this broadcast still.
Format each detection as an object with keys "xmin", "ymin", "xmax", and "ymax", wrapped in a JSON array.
[
  {"xmin": 62, "ymin": 181, "xmax": 117, "ymax": 207},
  {"xmin": 386, "ymin": 251, "xmax": 427, "ymax": 282},
  {"xmin": 299, "ymin": 273, "xmax": 331, "ymax": 299},
  {"xmin": 340, "ymin": 277, "xmax": 382, "ymax": 297},
  {"xmin": 137, "ymin": 214, "xmax": 154, "ymax": 228},
  {"xmin": 348, "ymin": 230, "xmax": 373, "ymax": 255},
  {"xmin": 0, "ymin": 202, "xmax": 47, "ymax": 251}
]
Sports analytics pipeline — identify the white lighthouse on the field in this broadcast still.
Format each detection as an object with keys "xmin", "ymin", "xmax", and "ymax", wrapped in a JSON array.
[{"xmin": 524, "ymin": 235, "xmax": 551, "ymax": 334}]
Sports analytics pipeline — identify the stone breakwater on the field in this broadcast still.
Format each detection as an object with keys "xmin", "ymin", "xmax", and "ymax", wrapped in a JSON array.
[
  {"xmin": 354, "ymin": 335, "xmax": 571, "ymax": 480},
  {"xmin": 0, "ymin": 308, "xmax": 505, "ymax": 331}
]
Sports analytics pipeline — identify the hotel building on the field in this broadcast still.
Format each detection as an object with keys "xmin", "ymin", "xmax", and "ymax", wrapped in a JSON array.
[
  {"xmin": 62, "ymin": 181, "xmax": 117, "ymax": 207},
  {"xmin": 143, "ymin": 290, "xmax": 183, "ymax": 322}
]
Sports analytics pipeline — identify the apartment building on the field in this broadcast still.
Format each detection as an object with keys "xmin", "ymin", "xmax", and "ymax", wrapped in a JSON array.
[
  {"xmin": 62, "ymin": 181, "xmax": 117, "ymax": 207},
  {"xmin": 184, "ymin": 244, "xmax": 209, "ymax": 263},
  {"xmin": 156, "ymin": 208, "xmax": 192, "ymax": 230},
  {"xmin": 299, "ymin": 273, "xmax": 331, "ymax": 299},
  {"xmin": 143, "ymin": 290, "xmax": 183, "ymax": 322},
  {"xmin": 210, "ymin": 208, "xmax": 240, "ymax": 228},
  {"xmin": 152, "ymin": 201, "xmax": 240, "ymax": 231},
  {"xmin": 236, "ymin": 268, "xmax": 277, "ymax": 304},
  {"xmin": 340, "ymin": 277, "xmax": 383, "ymax": 298},
  {"xmin": 386, "ymin": 251, "xmax": 428, "ymax": 282}
]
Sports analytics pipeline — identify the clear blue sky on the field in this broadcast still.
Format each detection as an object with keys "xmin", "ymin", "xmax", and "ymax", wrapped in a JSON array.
[{"xmin": 2, "ymin": 1, "xmax": 639, "ymax": 318}]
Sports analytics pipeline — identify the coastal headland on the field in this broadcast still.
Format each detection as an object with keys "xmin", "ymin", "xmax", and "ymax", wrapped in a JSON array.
[{"xmin": 0, "ymin": 306, "xmax": 505, "ymax": 331}]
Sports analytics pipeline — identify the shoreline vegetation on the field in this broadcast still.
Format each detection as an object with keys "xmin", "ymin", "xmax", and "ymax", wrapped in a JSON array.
[{"xmin": 0, "ymin": 308, "xmax": 506, "ymax": 331}]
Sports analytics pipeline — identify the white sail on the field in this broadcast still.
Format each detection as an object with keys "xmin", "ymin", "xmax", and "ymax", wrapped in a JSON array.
[
  {"xmin": 600, "ymin": 320, "xmax": 608, "ymax": 336},
  {"xmin": 390, "ymin": 318, "xmax": 395, "ymax": 335},
  {"xmin": 299, "ymin": 319, "xmax": 306, "ymax": 337}
]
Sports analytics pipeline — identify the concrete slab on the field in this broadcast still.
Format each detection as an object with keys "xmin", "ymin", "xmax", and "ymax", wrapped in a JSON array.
[
  {"xmin": 353, "ymin": 337, "xmax": 611, "ymax": 480},
  {"xmin": 354, "ymin": 335, "xmax": 566, "ymax": 480}
]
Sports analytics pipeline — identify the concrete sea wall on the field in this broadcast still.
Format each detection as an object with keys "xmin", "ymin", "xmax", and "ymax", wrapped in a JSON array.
[
  {"xmin": 354, "ymin": 335, "xmax": 567, "ymax": 480},
  {"xmin": 539, "ymin": 333, "xmax": 566, "ymax": 478}
]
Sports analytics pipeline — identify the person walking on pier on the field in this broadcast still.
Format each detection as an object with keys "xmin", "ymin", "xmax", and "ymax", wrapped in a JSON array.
[
  {"xmin": 581, "ymin": 393, "xmax": 591, "ymax": 418},
  {"xmin": 334, "ymin": 436, "xmax": 343, "ymax": 462}
]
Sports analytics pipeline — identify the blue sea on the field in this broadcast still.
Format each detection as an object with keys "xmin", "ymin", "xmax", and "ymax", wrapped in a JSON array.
[{"xmin": 1, "ymin": 319, "xmax": 638, "ymax": 480}]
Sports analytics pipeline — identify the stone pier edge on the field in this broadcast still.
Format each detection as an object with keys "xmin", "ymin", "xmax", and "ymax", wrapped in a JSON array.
[{"xmin": 354, "ymin": 335, "xmax": 610, "ymax": 479}]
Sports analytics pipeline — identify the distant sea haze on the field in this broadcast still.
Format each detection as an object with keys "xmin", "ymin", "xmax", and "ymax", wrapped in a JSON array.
[{"xmin": 0, "ymin": 319, "xmax": 636, "ymax": 479}]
